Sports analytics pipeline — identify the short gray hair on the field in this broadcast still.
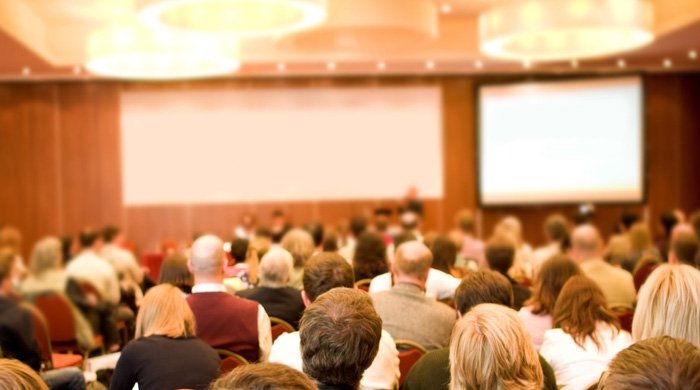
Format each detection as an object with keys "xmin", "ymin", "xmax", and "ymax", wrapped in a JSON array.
[{"xmin": 259, "ymin": 249, "xmax": 294, "ymax": 288}]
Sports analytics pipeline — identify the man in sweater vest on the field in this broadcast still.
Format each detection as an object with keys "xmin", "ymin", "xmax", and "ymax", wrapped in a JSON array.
[{"xmin": 186, "ymin": 234, "xmax": 272, "ymax": 362}]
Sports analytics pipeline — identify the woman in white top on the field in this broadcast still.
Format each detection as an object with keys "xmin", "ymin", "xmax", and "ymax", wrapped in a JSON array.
[
  {"xmin": 519, "ymin": 254, "xmax": 582, "ymax": 350},
  {"xmin": 540, "ymin": 276, "xmax": 632, "ymax": 390}
]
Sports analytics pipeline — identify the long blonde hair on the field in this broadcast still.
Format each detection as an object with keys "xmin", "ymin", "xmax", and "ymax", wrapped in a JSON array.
[
  {"xmin": 632, "ymin": 264, "xmax": 700, "ymax": 348},
  {"xmin": 450, "ymin": 304, "xmax": 543, "ymax": 390},
  {"xmin": 135, "ymin": 284, "xmax": 196, "ymax": 339}
]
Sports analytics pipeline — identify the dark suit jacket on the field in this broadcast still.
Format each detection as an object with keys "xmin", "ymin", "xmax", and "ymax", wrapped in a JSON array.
[
  {"xmin": 507, "ymin": 275, "xmax": 532, "ymax": 311},
  {"xmin": 0, "ymin": 296, "xmax": 42, "ymax": 370},
  {"xmin": 236, "ymin": 286, "xmax": 306, "ymax": 329}
]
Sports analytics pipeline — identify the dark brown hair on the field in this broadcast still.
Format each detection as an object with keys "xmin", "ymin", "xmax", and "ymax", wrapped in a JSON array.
[
  {"xmin": 485, "ymin": 235, "xmax": 516, "ymax": 275},
  {"xmin": 553, "ymin": 276, "xmax": 620, "ymax": 351},
  {"xmin": 431, "ymin": 235, "xmax": 457, "ymax": 274},
  {"xmin": 352, "ymin": 232, "xmax": 387, "ymax": 280},
  {"xmin": 455, "ymin": 270, "xmax": 514, "ymax": 315},
  {"xmin": 299, "ymin": 288, "xmax": 382, "ymax": 389},
  {"xmin": 526, "ymin": 255, "xmax": 582, "ymax": 315},
  {"xmin": 158, "ymin": 253, "xmax": 194, "ymax": 294},
  {"xmin": 303, "ymin": 253, "xmax": 354, "ymax": 303},
  {"xmin": 672, "ymin": 231, "xmax": 700, "ymax": 266},
  {"xmin": 211, "ymin": 362, "xmax": 318, "ymax": 390}
]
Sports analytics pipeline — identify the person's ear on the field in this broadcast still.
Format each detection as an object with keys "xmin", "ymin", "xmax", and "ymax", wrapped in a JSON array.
[
  {"xmin": 187, "ymin": 260, "xmax": 194, "ymax": 274},
  {"xmin": 301, "ymin": 291, "xmax": 311, "ymax": 308},
  {"xmin": 457, "ymin": 310, "xmax": 462, "ymax": 319}
]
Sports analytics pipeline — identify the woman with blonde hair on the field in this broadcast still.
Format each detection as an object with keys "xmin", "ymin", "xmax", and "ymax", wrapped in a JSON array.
[
  {"xmin": 622, "ymin": 223, "xmax": 661, "ymax": 273},
  {"xmin": 281, "ymin": 229, "xmax": 315, "ymax": 289},
  {"xmin": 540, "ymin": 276, "xmax": 632, "ymax": 390},
  {"xmin": 110, "ymin": 284, "xmax": 220, "ymax": 390},
  {"xmin": 0, "ymin": 359, "xmax": 48, "ymax": 390},
  {"xmin": 450, "ymin": 304, "xmax": 543, "ymax": 390},
  {"xmin": 632, "ymin": 264, "xmax": 700, "ymax": 347}
]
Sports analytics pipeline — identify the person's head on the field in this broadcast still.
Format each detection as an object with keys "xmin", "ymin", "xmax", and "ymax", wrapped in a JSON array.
[
  {"xmin": 553, "ymin": 276, "xmax": 620, "ymax": 351},
  {"xmin": 281, "ymin": 229, "xmax": 315, "ymax": 269},
  {"xmin": 79, "ymin": 228, "xmax": 102, "ymax": 251},
  {"xmin": 455, "ymin": 270, "xmax": 513, "ymax": 315},
  {"xmin": 485, "ymin": 234, "xmax": 516, "ymax": 276},
  {"xmin": 0, "ymin": 226, "xmax": 21, "ymax": 254},
  {"xmin": 400, "ymin": 211, "xmax": 420, "ymax": 232},
  {"xmin": 421, "ymin": 232, "xmax": 438, "ymax": 252},
  {"xmin": 600, "ymin": 336, "xmax": 700, "ymax": 390},
  {"xmin": 392, "ymin": 232, "xmax": 417, "ymax": 254},
  {"xmin": 211, "ymin": 362, "xmax": 318, "ymax": 390},
  {"xmin": 569, "ymin": 224, "xmax": 603, "ymax": 262},
  {"xmin": 29, "ymin": 237, "xmax": 63, "ymax": 275},
  {"xmin": 659, "ymin": 212, "xmax": 679, "ymax": 238},
  {"xmin": 101, "ymin": 225, "xmax": 123, "ymax": 245},
  {"xmin": 60, "ymin": 235, "xmax": 75, "ymax": 264},
  {"xmin": 321, "ymin": 231, "xmax": 339, "ymax": 252},
  {"xmin": 603, "ymin": 235, "xmax": 630, "ymax": 266},
  {"xmin": 259, "ymin": 249, "xmax": 294, "ymax": 288},
  {"xmin": 240, "ymin": 213, "xmax": 256, "ymax": 229},
  {"xmin": 544, "ymin": 214, "xmax": 569, "ymax": 243},
  {"xmin": 134, "ymin": 284, "xmax": 196, "ymax": 339},
  {"xmin": 669, "ymin": 231, "xmax": 699, "ymax": 267},
  {"xmin": 299, "ymin": 288, "xmax": 382, "ymax": 389},
  {"xmin": 689, "ymin": 210, "xmax": 700, "ymax": 239},
  {"xmin": 349, "ymin": 216, "xmax": 367, "ymax": 238},
  {"xmin": 158, "ymin": 253, "xmax": 194, "ymax": 294},
  {"xmin": 302, "ymin": 252, "xmax": 354, "ymax": 305},
  {"xmin": 188, "ymin": 234, "xmax": 225, "ymax": 283},
  {"xmin": 0, "ymin": 359, "xmax": 48, "ymax": 390},
  {"xmin": 228, "ymin": 237, "xmax": 250, "ymax": 264},
  {"xmin": 373, "ymin": 209, "xmax": 391, "ymax": 233},
  {"xmin": 0, "ymin": 248, "xmax": 17, "ymax": 294},
  {"xmin": 303, "ymin": 222, "xmax": 325, "ymax": 248},
  {"xmin": 628, "ymin": 223, "xmax": 653, "ymax": 252},
  {"xmin": 495, "ymin": 216, "xmax": 523, "ymax": 246},
  {"xmin": 527, "ymin": 254, "xmax": 582, "ymax": 315},
  {"xmin": 271, "ymin": 209, "xmax": 286, "ymax": 226},
  {"xmin": 632, "ymin": 264, "xmax": 700, "ymax": 347},
  {"xmin": 352, "ymin": 232, "xmax": 387, "ymax": 279},
  {"xmin": 618, "ymin": 210, "xmax": 639, "ymax": 233},
  {"xmin": 430, "ymin": 235, "xmax": 457, "ymax": 274},
  {"xmin": 455, "ymin": 209, "xmax": 476, "ymax": 234},
  {"xmin": 251, "ymin": 234, "xmax": 271, "ymax": 260},
  {"xmin": 392, "ymin": 241, "xmax": 432, "ymax": 287},
  {"xmin": 449, "ymin": 304, "xmax": 543, "ymax": 390}
]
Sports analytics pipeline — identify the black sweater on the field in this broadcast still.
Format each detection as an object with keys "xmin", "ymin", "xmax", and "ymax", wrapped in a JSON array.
[{"xmin": 0, "ymin": 296, "xmax": 42, "ymax": 371}]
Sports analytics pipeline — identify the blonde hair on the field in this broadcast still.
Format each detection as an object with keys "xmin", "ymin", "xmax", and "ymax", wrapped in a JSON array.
[
  {"xmin": 135, "ymin": 284, "xmax": 196, "ymax": 339},
  {"xmin": 281, "ymin": 229, "xmax": 315, "ymax": 268},
  {"xmin": 632, "ymin": 264, "xmax": 700, "ymax": 348},
  {"xmin": 450, "ymin": 304, "xmax": 543, "ymax": 390},
  {"xmin": 30, "ymin": 237, "xmax": 62, "ymax": 275},
  {"xmin": 0, "ymin": 359, "xmax": 48, "ymax": 390},
  {"xmin": 628, "ymin": 223, "xmax": 653, "ymax": 252}
]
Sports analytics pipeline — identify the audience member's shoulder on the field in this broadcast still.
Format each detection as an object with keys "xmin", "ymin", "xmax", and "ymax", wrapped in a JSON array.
[{"xmin": 235, "ymin": 288, "xmax": 256, "ymax": 298}]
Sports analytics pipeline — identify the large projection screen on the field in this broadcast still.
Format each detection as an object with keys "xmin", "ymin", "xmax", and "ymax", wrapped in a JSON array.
[
  {"xmin": 121, "ymin": 86, "xmax": 443, "ymax": 205},
  {"xmin": 478, "ymin": 76, "xmax": 644, "ymax": 206}
]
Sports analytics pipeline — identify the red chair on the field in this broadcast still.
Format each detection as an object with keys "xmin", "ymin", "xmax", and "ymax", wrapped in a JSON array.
[
  {"xmin": 77, "ymin": 281, "xmax": 129, "ymax": 347},
  {"xmin": 216, "ymin": 349, "xmax": 249, "ymax": 374},
  {"xmin": 610, "ymin": 303, "xmax": 635, "ymax": 332},
  {"xmin": 633, "ymin": 257, "xmax": 661, "ymax": 292},
  {"xmin": 354, "ymin": 279, "xmax": 372, "ymax": 292},
  {"xmin": 22, "ymin": 303, "xmax": 83, "ymax": 370},
  {"xmin": 34, "ymin": 293, "xmax": 103, "ymax": 357},
  {"xmin": 395, "ymin": 340, "xmax": 428, "ymax": 386},
  {"xmin": 270, "ymin": 317, "xmax": 295, "ymax": 343},
  {"xmin": 142, "ymin": 253, "xmax": 166, "ymax": 280}
]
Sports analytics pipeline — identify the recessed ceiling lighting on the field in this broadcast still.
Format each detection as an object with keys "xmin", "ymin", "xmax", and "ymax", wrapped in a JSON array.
[
  {"xmin": 689, "ymin": 50, "xmax": 697, "ymax": 60},
  {"xmin": 73, "ymin": 66, "xmax": 82, "ymax": 75},
  {"xmin": 617, "ymin": 59, "xmax": 626, "ymax": 68},
  {"xmin": 523, "ymin": 60, "xmax": 532, "ymax": 69},
  {"xmin": 474, "ymin": 60, "xmax": 484, "ymax": 69},
  {"xmin": 441, "ymin": 4, "xmax": 452, "ymax": 14},
  {"xmin": 377, "ymin": 61, "xmax": 386, "ymax": 70},
  {"xmin": 21, "ymin": 67, "xmax": 31, "ymax": 75},
  {"xmin": 571, "ymin": 59, "xmax": 579, "ymax": 68},
  {"xmin": 426, "ymin": 60, "xmax": 435, "ymax": 70},
  {"xmin": 277, "ymin": 62, "xmax": 286, "ymax": 71},
  {"xmin": 663, "ymin": 58, "xmax": 672, "ymax": 68},
  {"xmin": 327, "ymin": 61, "xmax": 336, "ymax": 70}
]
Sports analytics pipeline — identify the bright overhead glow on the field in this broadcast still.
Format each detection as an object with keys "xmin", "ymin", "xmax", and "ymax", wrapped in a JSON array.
[
  {"xmin": 523, "ymin": 60, "xmax": 532, "ymax": 69},
  {"xmin": 137, "ymin": 0, "xmax": 326, "ymax": 37},
  {"xmin": 689, "ymin": 50, "xmax": 698, "ymax": 60},
  {"xmin": 479, "ymin": 0, "xmax": 655, "ymax": 61},
  {"xmin": 85, "ymin": 26, "xmax": 240, "ymax": 80}
]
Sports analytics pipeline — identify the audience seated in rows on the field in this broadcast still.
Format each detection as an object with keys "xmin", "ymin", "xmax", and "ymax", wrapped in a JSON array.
[
  {"xmin": 540, "ymin": 276, "xmax": 632, "ymax": 390},
  {"xmin": 224, "ymin": 237, "xmax": 259, "ymax": 290},
  {"xmin": 270, "ymin": 252, "xmax": 400, "ymax": 390},
  {"xmin": 484, "ymin": 235, "xmax": 532, "ymax": 310},
  {"xmin": 429, "ymin": 235, "xmax": 463, "ymax": 278},
  {"xmin": 494, "ymin": 216, "xmax": 534, "ymax": 280},
  {"xmin": 299, "ymin": 288, "xmax": 383, "ymax": 390},
  {"xmin": 111, "ymin": 284, "xmax": 220, "ymax": 390},
  {"xmin": 372, "ymin": 242, "xmax": 456, "ymax": 351},
  {"xmin": 211, "ymin": 362, "xmax": 318, "ymax": 390},
  {"xmin": 236, "ymin": 249, "xmax": 306, "ymax": 329},
  {"xmin": 186, "ymin": 235, "xmax": 271, "ymax": 362},
  {"xmin": 100, "ymin": 225, "xmax": 145, "ymax": 301},
  {"xmin": 281, "ymin": 229, "xmax": 316, "ymax": 290},
  {"xmin": 453, "ymin": 209, "xmax": 485, "ymax": 269}
]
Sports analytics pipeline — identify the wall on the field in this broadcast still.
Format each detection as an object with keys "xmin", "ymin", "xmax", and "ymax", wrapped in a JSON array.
[{"xmin": 1, "ymin": 74, "xmax": 699, "ymax": 257}]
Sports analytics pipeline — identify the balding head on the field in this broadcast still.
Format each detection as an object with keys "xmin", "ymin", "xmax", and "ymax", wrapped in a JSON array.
[
  {"xmin": 569, "ymin": 224, "xmax": 603, "ymax": 262},
  {"xmin": 189, "ymin": 235, "xmax": 225, "ymax": 281},
  {"xmin": 259, "ymin": 249, "xmax": 294, "ymax": 288},
  {"xmin": 393, "ymin": 241, "xmax": 432, "ymax": 284}
]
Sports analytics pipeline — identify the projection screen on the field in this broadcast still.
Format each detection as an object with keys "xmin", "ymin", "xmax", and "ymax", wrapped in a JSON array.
[
  {"xmin": 121, "ymin": 86, "xmax": 443, "ymax": 205},
  {"xmin": 478, "ymin": 76, "xmax": 644, "ymax": 206}
]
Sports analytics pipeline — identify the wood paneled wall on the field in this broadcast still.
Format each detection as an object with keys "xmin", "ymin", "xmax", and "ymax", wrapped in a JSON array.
[{"xmin": 1, "ymin": 74, "xmax": 699, "ymax": 258}]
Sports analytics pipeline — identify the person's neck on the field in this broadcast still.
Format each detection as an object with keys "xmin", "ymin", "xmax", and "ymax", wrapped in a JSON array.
[
  {"xmin": 393, "ymin": 275, "xmax": 426, "ymax": 290},
  {"xmin": 194, "ymin": 276, "xmax": 224, "ymax": 286}
]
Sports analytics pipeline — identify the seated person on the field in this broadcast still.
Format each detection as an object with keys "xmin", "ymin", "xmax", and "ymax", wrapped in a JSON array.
[
  {"xmin": 485, "ymin": 234, "xmax": 532, "ymax": 310},
  {"xmin": 300, "ymin": 288, "xmax": 383, "ymax": 390},
  {"xmin": 353, "ymin": 232, "xmax": 389, "ymax": 281},
  {"xmin": 211, "ymin": 362, "xmax": 317, "ymax": 390},
  {"xmin": 111, "ymin": 285, "xmax": 220, "ymax": 390},
  {"xmin": 236, "ymin": 249, "xmax": 306, "ymax": 329},
  {"xmin": 0, "ymin": 359, "xmax": 48, "ymax": 390},
  {"xmin": 157, "ymin": 253, "xmax": 194, "ymax": 294},
  {"xmin": 225, "ymin": 237, "xmax": 258, "ymax": 290}
]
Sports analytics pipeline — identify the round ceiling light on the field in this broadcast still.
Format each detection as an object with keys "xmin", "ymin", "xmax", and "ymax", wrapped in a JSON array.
[
  {"xmin": 85, "ymin": 25, "xmax": 240, "ymax": 80},
  {"xmin": 137, "ymin": 0, "xmax": 326, "ymax": 37},
  {"xmin": 277, "ymin": 0, "xmax": 438, "ymax": 52},
  {"xmin": 479, "ymin": 0, "xmax": 655, "ymax": 62}
]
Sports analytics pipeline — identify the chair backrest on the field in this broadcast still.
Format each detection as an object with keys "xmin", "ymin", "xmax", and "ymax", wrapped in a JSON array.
[
  {"xmin": 78, "ymin": 280, "xmax": 103, "ymax": 301},
  {"xmin": 633, "ymin": 259, "xmax": 660, "ymax": 292},
  {"xmin": 614, "ymin": 310, "xmax": 635, "ymax": 332},
  {"xmin": 142, "ymin": 253, "xmax": 165, "ymax": 280},
  {"xmin": 21, "ymin": 303, "xmax": 54, "ymax": 371},
  {"xmin": 216, "ymin": 349, "xmax": 249, "ymax": 374},
  {"xmin": 395, "ymin": 340, "xmax": 427, "ymax": 386},
  {"xmin": 354, "ymin": 279, "xmax": 372, "ymax": 292},
  {"xmin": 34, "ymin": 293, "xmax": 78, "ymax": 344},
  {"xmin": 269, "ymin": 317, "xmax": 295, "ymax": 342}
]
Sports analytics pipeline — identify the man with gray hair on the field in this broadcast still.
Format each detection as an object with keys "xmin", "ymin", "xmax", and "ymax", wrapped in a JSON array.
[
  {"xmin": 237, "ymin": 249, "xmax": 306, "ymax": 329},
  {"xmin": 371, "ymin": 241, "xmax": 456, "ymax": 351},
  {"xmin": 569, "ymin": 225, "xmax": 635, "ymax": 306},
  {"xmin": 186, "ymin": 234, "xmax": 272, "ymax": 362}
]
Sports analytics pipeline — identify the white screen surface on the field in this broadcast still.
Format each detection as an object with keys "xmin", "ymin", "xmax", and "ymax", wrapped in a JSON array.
[
  {"xmin": 478, "ymin": 77, "xmax": 644, "ymax": 205},
  {"xmin": 121, "ymin": 86, "xmax": 443, "ymax": 205}
]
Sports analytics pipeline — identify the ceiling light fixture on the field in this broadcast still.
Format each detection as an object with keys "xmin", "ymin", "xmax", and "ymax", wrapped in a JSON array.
[
  {"xmin": 479, "ymin": 0, "xmax": 655, "ymax": 61},
  {"xmin": 138, "ymin": 0, "xmax": 326, "ymax": 37},
  {"xmin": 85, "ymin": 26, "xmax": 240, "ymax": 80}
]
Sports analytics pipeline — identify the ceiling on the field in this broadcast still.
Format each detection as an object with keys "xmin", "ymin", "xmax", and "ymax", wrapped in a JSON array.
[{"xmin": 1, "ymin": 0, "xmax": 699, "ymax": 80}]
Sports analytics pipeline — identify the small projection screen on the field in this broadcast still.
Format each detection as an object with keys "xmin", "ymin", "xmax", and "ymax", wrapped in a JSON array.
[{"xmin": 477, "ymin": 76, "xmax": 644, "ymax": 206}]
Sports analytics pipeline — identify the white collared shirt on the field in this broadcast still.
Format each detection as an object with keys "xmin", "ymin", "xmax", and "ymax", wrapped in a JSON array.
[{"xmin": 368, "ymin": 268, "xmax": 461, "ymax": 301}]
